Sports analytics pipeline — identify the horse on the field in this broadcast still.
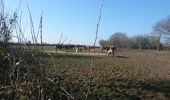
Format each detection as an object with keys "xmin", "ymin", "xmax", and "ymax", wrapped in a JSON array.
[
  {"xmin": 100, "ymin": 45, "xmax": 107, "ymax": 53},
  {"xmin": 56, "ymin": 44, "xmax": 62, "ymax": 50},
  {"xmin": 75, "ymin": 46, "xmax": 83, "ymax": 53},
  {"xmin": 100, "ymin": 45, "xmax": 116, "ymax": 52},
  {"xmin": 84, "ymin": 45, "xmax": 93, "ymax": 52},
  {"xmin": 56, "ymin": 44, "xmax": 75, "ymax": 51},
  {"xmin": 100, "ymin": 45, "xmax": 116, "ymax": 57},
  {"xmin": 63, "ymin": 44, "xmax": 75, "ymax": 50},
  {"xmin": 107, "ymin": 46, "xmax": 116, "ymax": 57}
]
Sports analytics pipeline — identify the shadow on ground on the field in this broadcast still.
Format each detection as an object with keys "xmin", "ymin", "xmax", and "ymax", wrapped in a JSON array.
[{"xmin": 116, "ymin": 55, "xmax": 130, "ymax": 59}]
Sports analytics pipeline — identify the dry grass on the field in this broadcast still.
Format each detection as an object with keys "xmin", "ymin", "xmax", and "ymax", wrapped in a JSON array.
[
  {"xmin": 1, "ymin": 47, "xmax": 170, "ymax": 99},
  {"xmin": 45, "ymin": 49, "xmax": 170, "ymax": 99}
]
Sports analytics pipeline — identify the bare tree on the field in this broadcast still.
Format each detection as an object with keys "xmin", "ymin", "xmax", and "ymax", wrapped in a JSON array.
[
  {"xmin": 0, "ymin": 0, "xmax": 17, "ymax": 49},
  {"xmin": 99, "ymin": 39, "xmax": 108, "ymax": 45},
  {"xmin": 149, "ymin": 36, "xmax": 158, "ymax": 50},
  {"xmin": 108, "ymin": 32, "xmax": 129, "ymax": 47},
  {"xmin": 153, "ymin": 16, "xmax": 170, "ymax": 50}
]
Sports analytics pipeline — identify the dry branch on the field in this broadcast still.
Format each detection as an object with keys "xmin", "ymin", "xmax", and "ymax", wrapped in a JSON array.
[{"xmin": 86, "ymin": 0, "xmax": 104, "ymax": 99}]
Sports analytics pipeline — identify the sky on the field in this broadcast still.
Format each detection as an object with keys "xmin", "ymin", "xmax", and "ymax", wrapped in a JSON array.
[{"xmin": 4, "ymin": 0, "xmax": 170, "ymax": 45}]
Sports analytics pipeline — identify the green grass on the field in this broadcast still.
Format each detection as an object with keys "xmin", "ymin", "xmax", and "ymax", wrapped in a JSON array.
[{"xmin": 10, "ymin": 44, "xmax": 56, "ymax": 51}]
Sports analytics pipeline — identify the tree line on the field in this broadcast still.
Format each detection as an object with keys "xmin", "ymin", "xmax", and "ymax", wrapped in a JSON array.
[{"xmin": 99, "ymin": 16, "xmax": 170, "ymax": 50}]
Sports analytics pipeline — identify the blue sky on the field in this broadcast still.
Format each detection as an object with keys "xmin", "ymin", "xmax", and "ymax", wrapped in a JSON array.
[{"xmin": 4, "ymin": 0, "xmax": 170, "ymax": 45}]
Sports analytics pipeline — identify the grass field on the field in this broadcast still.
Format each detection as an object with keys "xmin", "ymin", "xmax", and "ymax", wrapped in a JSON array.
[{"xmin": 43, "ymin": 49, "xmax": 170, "ymax": 99}]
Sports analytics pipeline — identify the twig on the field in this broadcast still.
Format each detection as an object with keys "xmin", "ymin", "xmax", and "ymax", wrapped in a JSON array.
[
  {"xmin": 27, "ymin": 5, "xmax": 37, "ymax": 47},
  {"xmin": 40, "ymin": 11, "xmax": 44, "ymax": 100},
  {"xmin": 93, "ymin": 0, "xmax": 104, "ymax": 56},
  {"xmin": 60, "ymin": 87, "xmax": 74, "ymax": 99},
  {"xmin": 61, "ymin": 37, "xmax": 67, "ymax": 44},
  {"xmin": 86, "ymin": 0, "xmax": 104, "ymax": 99},
  {"xmin": 58, "ymin": 32, "xmax": 63, "ymax": 44}
]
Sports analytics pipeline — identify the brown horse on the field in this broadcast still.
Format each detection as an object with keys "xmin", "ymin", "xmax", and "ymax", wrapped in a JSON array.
[
  {"xmin": 100, "ymin": 45, "xmax": 116, "ymax": 57},
  {"xmin": 100, "ymin": 45, "xmax": 111, "ymax": 53},
  {"xmin": 84, "ymin": 45, "xmax": 94, "ymax": 52},
  {"xmin": 100, "ymin": 45, "xmax": 107, "ymax": 53}
]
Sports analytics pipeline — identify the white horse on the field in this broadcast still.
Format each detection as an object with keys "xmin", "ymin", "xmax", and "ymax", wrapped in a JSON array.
[
  {"xmin": 107, "ymin": 47, "xmax": 114, "ymax": 57},
  {"xmin": 75, "ymin": 47, "xmax": 78, "ymax": 53}
]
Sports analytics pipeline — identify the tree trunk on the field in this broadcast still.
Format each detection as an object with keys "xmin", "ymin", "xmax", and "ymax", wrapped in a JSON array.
[{"xmin": 157, "ymin": 36, "xmax": 161, "ymax": 50}]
